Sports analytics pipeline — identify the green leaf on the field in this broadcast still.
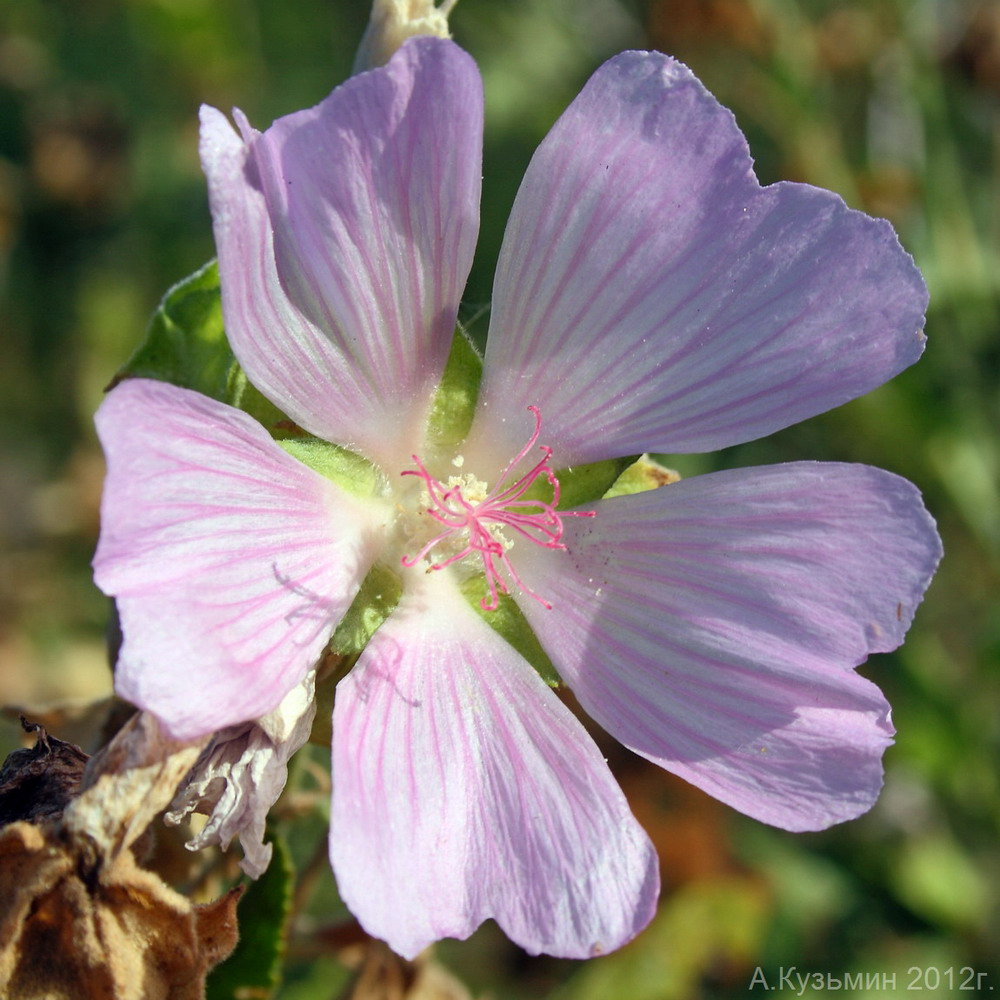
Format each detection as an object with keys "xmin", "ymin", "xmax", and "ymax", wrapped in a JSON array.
[
  {"xmin": 206, "ymin": 833, "xmax": 295, "ymax": 1000},
  {"xmin": 116, "ymin": 260, "xmax": 233, "ymax": 401},
  {"xmin": 891, "ymin": 832, "xmax": 989, "ymax": 930},
  {"xmin": 116, "ymin": 260, "xmax": 293, "ymax": 436}
]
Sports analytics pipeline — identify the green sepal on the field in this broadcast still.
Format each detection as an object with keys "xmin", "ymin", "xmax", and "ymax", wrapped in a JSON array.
[
  {"xmin": 205, "ymin": 832, "xmax": 294, "ymax": 1000},
  {"xmin": 279, "ymin": 437, "xmax": 383, "ymax": 498},
  {"xmin": 327, "ymin": 562, "xmax": 402, "ymax": 658},
  {"xmin": 424, "ymin": 324, "xmax": 483, "ymax": 455},
  {"xmin": 555, "ymin": 455, "xmax": 638, "ymax": 509},
  {"xmin": 308, "ymin": 651, "xmax": 356, "ymax": 748},
  {"xmin": 305, "ymin": 565, "xmax": 402, "ymax": 745},
  {"xmin": 461, "ymin": 578, "xmax": 562, "ymax": 687},
  {"xmin": 548, "ymin": 454, "xmax": 680, "ymax": 511},
  {"xmin": 603, "ymin": 454, "xmax": 682, "ymax": 499}
]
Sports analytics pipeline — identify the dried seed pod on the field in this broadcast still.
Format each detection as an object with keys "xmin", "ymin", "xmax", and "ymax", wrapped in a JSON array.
[{"xmin": 0, "ymin": 718, "xmax": 89, "ymax": 826}]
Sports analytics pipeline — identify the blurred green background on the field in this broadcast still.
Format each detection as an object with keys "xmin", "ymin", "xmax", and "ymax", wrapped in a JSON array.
[{"xmin": 1, "ymin": 0, "xmax": 998, "ymax": 997}]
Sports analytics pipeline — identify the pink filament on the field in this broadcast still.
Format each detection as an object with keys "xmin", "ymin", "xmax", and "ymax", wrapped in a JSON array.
[{"xmin": 401, "ymin": 407, "xmax": 595, "ymax": 611}]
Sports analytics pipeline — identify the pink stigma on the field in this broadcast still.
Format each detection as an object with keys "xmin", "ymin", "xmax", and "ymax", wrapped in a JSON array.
[{"xmin": 401, "ymin": 407, "xmax": 595, "ymax": 611}]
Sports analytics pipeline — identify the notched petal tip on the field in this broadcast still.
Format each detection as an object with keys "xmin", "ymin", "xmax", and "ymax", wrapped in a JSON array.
[
  {"xmin": 330, "ymin": 575, "xmax": 658, "ymax": 959},
  {"xmin": 475, "ymin": 45, "xmax": 931, "ymax": 464},
  {"xmin": 510, "ymin": 462, "xmax": 939, "ymax": 833}
]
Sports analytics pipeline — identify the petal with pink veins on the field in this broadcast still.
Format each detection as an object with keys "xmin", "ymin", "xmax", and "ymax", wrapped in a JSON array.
[
  {"xmin": 200, "ymin": 37, "xmax": 482, "ymax": 468},
  {"xmin": 93, "ymin": 379, "xmax": 383, "ymax": 740},
  {"xmin": 466, "ymin": 52, "xmax": 927, "ymax": 468},
  {"xmin": 330, "ymin": 572, "xmax": 658, "ymax": 959},
  {"xmin": 511, "ymin": 463, "xmax": 942, "ymax": 831}
]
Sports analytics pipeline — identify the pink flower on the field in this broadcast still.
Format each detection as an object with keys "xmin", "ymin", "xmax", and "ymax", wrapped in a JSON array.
[{"xmin": 93, "ymin": 39, "xmax": 941, "ymax": 958}]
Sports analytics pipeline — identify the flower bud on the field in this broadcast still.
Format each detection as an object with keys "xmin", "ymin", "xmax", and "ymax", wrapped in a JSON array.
[{"xmin": 353, "ymin": 0, "xmax": 457, "ymax": 73}]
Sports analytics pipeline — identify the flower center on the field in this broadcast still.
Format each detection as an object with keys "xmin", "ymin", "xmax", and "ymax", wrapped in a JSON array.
[{"xmin": 400, "ymin": 407, "xmax": 594, "ymax": 611}]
